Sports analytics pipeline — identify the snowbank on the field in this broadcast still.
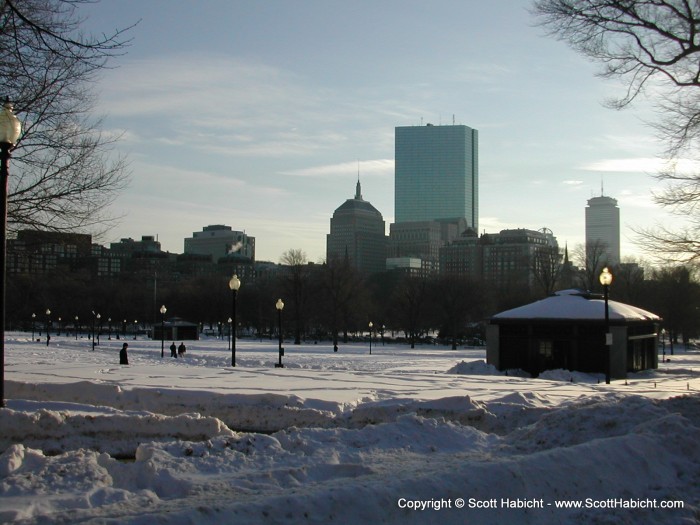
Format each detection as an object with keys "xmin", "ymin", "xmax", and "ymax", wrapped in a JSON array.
[{"xmin": 2, "ymin": 335, "xmax": 699, "ymax": 523}]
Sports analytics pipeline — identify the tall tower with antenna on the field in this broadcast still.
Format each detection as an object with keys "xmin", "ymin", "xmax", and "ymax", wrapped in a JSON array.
[{"xmin": 585, "ymin": 189, "xmax": 620, "ymax": 266}]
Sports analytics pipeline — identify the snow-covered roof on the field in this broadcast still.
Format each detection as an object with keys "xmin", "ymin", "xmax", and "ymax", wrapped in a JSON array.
[{"xmin": 491, "ymin": 289, "xmax": 661, "ymax": 322}]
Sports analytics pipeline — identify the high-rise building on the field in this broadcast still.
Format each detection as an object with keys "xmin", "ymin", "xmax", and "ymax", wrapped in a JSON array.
[
  {"xmin": 326, "ymin": 180, "xmax": 387, "ymax": 275},
  {"xmin": 585, "ymin": 195, "xmax": 620, "ymax": 266},
  {"xmin": 184, "ymin": 225, "xmax": 255, "ymax": 262},
  {"xmin": 394, "ymin": 123, "xmax": 479, "ymax": 229}
]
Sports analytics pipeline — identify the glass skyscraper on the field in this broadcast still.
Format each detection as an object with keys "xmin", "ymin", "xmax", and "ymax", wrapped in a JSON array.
[{"xmin": 394, "ymin": 124, "xmax": 479, "ymax": 229}]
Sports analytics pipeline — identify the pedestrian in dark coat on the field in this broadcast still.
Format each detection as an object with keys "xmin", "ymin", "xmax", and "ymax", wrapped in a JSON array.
[
  {"xmin": 119, "ymin": 343, "xmax": 129, "ymax": 365},
  {"xmin": 178, "ymin": 342, "xmax": 186, "ymax": 356},
  {"xmin": 170, "ymin": 342, "xmax": 177, "ymax": 358}
]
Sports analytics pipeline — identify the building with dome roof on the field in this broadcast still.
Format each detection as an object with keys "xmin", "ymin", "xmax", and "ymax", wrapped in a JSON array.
[
  {"xmin": 326, "ymin": 179, "xmax": 388, "ymax": 275},
  {"xmin": 486, "ymin": 289, "xmax": 661, "ymax": 379}
]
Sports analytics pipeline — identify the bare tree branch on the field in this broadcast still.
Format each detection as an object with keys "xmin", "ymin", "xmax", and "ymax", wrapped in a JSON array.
[
  {"xmin": 533, "ymin": 0, "xmax": 700, "ymax": 263},
  {"xmin": 1, "ymin": 0, "xmax": 134, "ymax": 237}
]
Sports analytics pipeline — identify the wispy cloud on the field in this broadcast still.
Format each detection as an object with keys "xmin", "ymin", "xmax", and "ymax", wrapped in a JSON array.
[
  {"xmin": 280, "ymin": 159, "xmax": 394, "ymax": 178},
  {"xmin": 579, "ymin": 157, "xmax": 700, "ymax": 174},
  {"xmin": 100, "ymin": 53, "xmax": 397, "ymax": 163}
]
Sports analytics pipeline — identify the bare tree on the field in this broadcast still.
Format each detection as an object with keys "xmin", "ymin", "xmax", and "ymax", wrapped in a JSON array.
[
  {"xmin": 532, "ymin": 0, "xmax": 700, "ymax": 263},
  {"xmin": 1, "ymin": 0, "xmax": 134, "ymax": 235},
  {"xmin": 532, "ymin": 245, "xmax": 563, "ymax": 297},
  {"xmin": 389, "ymin": 275, "xmax": 427, "ymax": 349},
  {"xmin": 279, "ymin": 249, "xmax": 310, "ymax": 344},
  {"xmin": 532, "ymin": 0, "xmax": 700, "ymax": 146},
  {"xmin": 571, "ymin": 240, "xmax": 608, "ymax": 291},
  {"xmin": 319, "ymin": 254, "xmax": 359, "ymax": 352}
]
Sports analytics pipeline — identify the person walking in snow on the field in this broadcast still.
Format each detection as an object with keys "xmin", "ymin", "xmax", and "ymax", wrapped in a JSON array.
[
  {"xmin": 119, "ymin": 343, "xmax": 129, "ymax": 365},
  {"xmin": 178, "ymin": 342, "xmax": 186, "ymax": 357},
  {"xmin": 170, "ymin": 341, "xmax": 177, "ymax": 358}
]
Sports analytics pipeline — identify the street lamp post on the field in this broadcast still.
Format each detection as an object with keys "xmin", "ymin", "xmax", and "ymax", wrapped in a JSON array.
[
  {"xmin": 661, "ymin": 328, "xmax": 666, "ymax": 363},
  {"xmin": 108, "ymin": 318, "xmax": 112, "ymax": 340},
  {"xmin": 91, "ymin": 311, "xmax": 96, "ymax": 351},
  {"xmin": 31, "ymin": 313, "xmax": 36, "ymax": 341},
  {"xmin": 368, "ymin": 321, "xmax": 373, "ymax": 355},
  {"xmin": 160, "ymin": 305, "xmax": 167, "ymax": 358},
  {"xmin": 0, "ymin": 99, "xmax": 21, "ymax": 407},
  {"xmin": 599, "ymin": 267, "xmax": 613, "ymax": 384},
  {"xmin": 57, "ymin": 317, "xmax": 61, "ymax": 336},
  {"xmin": 227, "ymin": 317, "xmax": 232, "ymax": 354},
  {"xmin": 229, "ymin": 274, "xmax": 241, "ymax": 367},
  {"xmin": 96, "ymin": 313, "xmax": 101, "ymax": 346},
  {"xmin": 275, "ymin": 299, "xmax": 284, "ymax": 368},
  {"xmin": 74, "ymin": 316, "xmax": 79, "ymax": 340},
  {"xmin": 45, "ymin": 309, "xmax": 51, "ymax": 346}
]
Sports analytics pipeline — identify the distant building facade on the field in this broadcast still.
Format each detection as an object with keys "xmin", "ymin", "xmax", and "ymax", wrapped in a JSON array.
[
  {"xmin": 439, "ymin": 227, "xmax": 482, "ymax": 278},
  {"xmin": 585, "ymin": 195, "xmax": 620, "ymax": 266},
  {"xmin": 8, "ymin": 230, "xmax": 120, "ymax": 278},
  {"xmin": 326, "ymin": 180, "xmax": 387, "ymax": 275},
  {"xmin": 388, "ymin": 218, "xmax": 467, "ymax": 274},
  {"xmin": 184, "ymin": 225, "xmax": 255, "ymax": 262},
  {"xmin": 110, "ymin": 235, "xmax": 163, "ymax": 257},
  {"xmin": 440, "ymin": 227, "xmax": 559, "ymax": 289},
  {"xmin": 394, "ymin": 123, "xmax": 479, "ymax": 230}
]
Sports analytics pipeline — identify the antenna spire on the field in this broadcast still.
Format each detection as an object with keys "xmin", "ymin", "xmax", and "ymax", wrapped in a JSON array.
[{"xmin": 355, "ymin": 160, "xmax": 363, "ymax": 200}]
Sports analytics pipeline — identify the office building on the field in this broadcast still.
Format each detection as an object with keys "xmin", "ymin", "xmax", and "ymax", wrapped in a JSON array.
[
  {"xmin": 184, "ymin": 225, "xmax": 255, "ymax": 262},
  {"xmin": 394, "ymin": 123, "xmax": 478, "ymax": 229},
  {"xmin": 388, "ymin": 217, "xmax": 466, "ymax": 275},
  {"xmin": 8, "ymin": 230, "xmax": 120, "ymax": 277},
  {"xmin": 440, "ymin": 228, "xmax": 559, "ymax": 290},
  {"xmin": 326, "ymin": 180, "xmax": 387, "ymax": 275},
  {"xmin": 110, "ymin": 235, "xmax": 163, "ymax": 257},
  {"xmin": 585, "ymin": 195, "xmax": 620, "ymax": 266}
]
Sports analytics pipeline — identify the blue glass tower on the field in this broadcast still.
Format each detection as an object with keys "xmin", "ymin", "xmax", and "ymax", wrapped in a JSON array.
[{"xmin": 394, "ymin": 124, "xmax": 478, "ymax": 229}]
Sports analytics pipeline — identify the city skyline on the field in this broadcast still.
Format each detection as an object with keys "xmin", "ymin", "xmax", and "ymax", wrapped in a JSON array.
[{"xmin": 74, "ymin": 1, "xmax": 683, "ymax": 263}]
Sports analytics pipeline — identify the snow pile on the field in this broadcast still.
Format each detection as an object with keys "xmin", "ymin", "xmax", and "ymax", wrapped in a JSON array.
[
  {"xmin": 2, "ymin": 397, "xmax": 698, "ymax": 524},
  {"xmin": 1, "ymin": 334, "xmax": 700, "ymax": 523},
  {"xmin": 539, "ymin": 368, "xmax": 604, "ymax": 383},
  {"xmin": 345, "ymin": 395, "xmax": 489, "ymax": 428},
  {"xmin": 446, "ymin": 359, "xmax": 531, "ymax": 378},
  {"xmin": 446, "ymin": 359, "xmax": 502, "ymax": 375},
  {"xmin": 0, "ymin": 406, "xmax": 233, "ymax": 456}
]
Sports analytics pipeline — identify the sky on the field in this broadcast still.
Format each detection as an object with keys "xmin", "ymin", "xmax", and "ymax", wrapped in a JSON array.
[{"xmin": 76, "ymin": 0, "xmax": 680, "ymax": 264}]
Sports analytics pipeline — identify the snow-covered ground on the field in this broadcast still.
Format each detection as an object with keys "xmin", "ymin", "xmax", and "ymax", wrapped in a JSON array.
[{"xmin": 1, "ymin": 333, "xmax": 699, "ymax": 524}]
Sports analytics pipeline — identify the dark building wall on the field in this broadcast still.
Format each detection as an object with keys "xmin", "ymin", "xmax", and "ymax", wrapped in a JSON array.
[{"xmin": 488, "ymin": 320, "xmax": 658, "ymax": 379}]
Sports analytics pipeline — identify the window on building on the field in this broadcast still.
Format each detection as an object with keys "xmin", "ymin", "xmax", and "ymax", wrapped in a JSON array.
[{"xmin": 539, "ymin": 340, "xmax": 553, "ymax": 358}]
